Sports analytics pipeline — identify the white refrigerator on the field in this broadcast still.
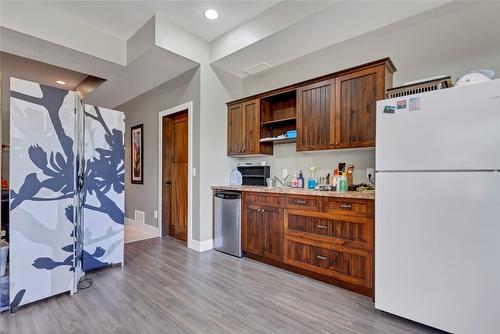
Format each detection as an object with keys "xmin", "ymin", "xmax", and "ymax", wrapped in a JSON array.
[{"xmin": 375, "ymin": 79, "xmax": 500, "ymax": 334}]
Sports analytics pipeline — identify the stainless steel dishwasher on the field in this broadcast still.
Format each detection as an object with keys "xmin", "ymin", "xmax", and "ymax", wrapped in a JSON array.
[{"xmin": 214, "ymin": 191, "xmax": 242, "ymax": 257}]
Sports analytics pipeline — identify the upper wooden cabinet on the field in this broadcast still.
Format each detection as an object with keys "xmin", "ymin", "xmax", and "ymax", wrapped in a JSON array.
[
  {"xmin": 227, "ymin": 99, "xmax": 271, "ymax": 156},
  {"xmin": 226, "ymin": 58, "xmax": 395, "ymax": 155},
  {"xmin": 297, "ymin": 79, "xmax": 335, "ymax": 151},
  {"xmin": 227, "ymin": 103, "xmax": 244, "ymax": 155},
  {"xmin": 335, "ymin": 66, "xmax": 386, "ymax": 148}
]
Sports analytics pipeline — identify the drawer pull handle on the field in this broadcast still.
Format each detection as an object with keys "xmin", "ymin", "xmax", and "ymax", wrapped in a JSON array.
[
  {"xmin": 340, "ymin": 203, "xmax": 352, "ymax": 209},
  {"xmin": 316, "ymin": 255, "xmax": 327, "ymax": 260},
  {"xmin": 295, "ymin": 200, "xmax": 307, "ymax": 205},
  {"xmin": 317, "ymin": 225, "xmax": 328, "ymax": 229}
]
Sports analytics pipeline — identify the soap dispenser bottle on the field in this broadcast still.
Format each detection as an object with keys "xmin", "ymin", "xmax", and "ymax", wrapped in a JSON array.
[
  {"xmin": 291, "ymin": 172, "xmax": 298, "ymax": 188},
  {"xmin": 308, "ymin": 166, "xmax": 317, "ymax": 189},
  {"xmin": 297, "ymin": 170, "xmax": 305, "ymax": 188}
]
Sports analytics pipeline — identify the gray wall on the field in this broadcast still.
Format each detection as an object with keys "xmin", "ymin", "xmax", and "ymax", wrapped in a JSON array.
[
  {"xmin": 118, "ymin": 67, "xmax": 201, "ymax": 233},
  {"xmin": 238, "ymin": 146, "xmax": 374, "ymax": 186},
  {"xmin": 117, "ymin": 0, "xmax": 500, "ymax": 242},
  {"xmin": 237, "ymin": 0, "xmax": 500, "ymax": 182}
]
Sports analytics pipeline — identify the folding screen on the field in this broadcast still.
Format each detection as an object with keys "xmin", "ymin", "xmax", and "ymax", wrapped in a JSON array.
[
  {"xmin": 8, "ymin": 78, "xmax": 125, "ymax": 311},
  {"xmin": 81, "ymin": 104, "xmax": 125, "ymax": 271},
  {"xmin": 9, "ymin": 78, "xmax": 76, "ymax": 310}
]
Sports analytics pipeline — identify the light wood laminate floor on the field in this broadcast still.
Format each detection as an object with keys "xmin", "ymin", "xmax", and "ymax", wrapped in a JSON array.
[{"xmin": 0, "ymin": 237, "xmax": 442, "ymax": 334}]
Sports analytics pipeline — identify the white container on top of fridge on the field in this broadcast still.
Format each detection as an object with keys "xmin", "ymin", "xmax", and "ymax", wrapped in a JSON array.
[{"xmin": 375, "ymin": 79, "xmax": 500, "ymax": 334}]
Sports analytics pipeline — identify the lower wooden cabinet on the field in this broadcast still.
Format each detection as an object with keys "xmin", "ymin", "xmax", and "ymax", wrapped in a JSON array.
[
  {"xmin": 242, "ymin": 199, "xmax": 283, "ymax": 261},
  {"xmin": 285, "ymin": 209, "xmax": 373, "ymax": 251},
  {"xmin": 284, "ymin": 235, "xmax": 373, "ymax": 290},
  {"xmin": 244, "ymin": 204, "xmax": 263, "ymax": 256},
  {"xmin": 241, "ymin": 191, "xmax": 374, "ymax": 297},
  {"xmin": 262, "ymin": 206, "xmax": 282, "ymax": 261}
]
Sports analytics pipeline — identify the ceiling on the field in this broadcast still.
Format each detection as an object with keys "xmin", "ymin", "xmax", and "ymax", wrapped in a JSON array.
[
  {"xmin": 0, "ymin": 52, "xmax": 88, "ymax": 90},
  {"xmin": 0, "ymin": 0, "xmax": 460, "ymax": 108},
  {"xmin": 40, "ymin": 0, "xmax": 279, "ymax": 42}
]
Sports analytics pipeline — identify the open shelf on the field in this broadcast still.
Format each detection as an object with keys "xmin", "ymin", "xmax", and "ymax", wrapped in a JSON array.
[
  {"xmin": 260, "ymin": 117, "xmax": 296, "ymax": 126},
  {"xmin": 259, "ymin": 89, "xmax": 297, "ymax": 150},
  {"xmin": 259, "ymin": 138, "xmax": 296, "ymax": 145},
  {"xmin": 260, "ymin": 90, "xmax": 297, "ymax": 123}
]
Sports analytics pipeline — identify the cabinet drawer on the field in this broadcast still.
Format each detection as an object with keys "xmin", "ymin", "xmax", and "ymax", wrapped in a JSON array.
[
  {"xmin": 286, "ymin": 211, "xmax": 372, "ymax": 250},
  {"xmin": 285, "ymin": 236, "xmax": 372, "ymax": 288},
  {"xmin": 286, "ymin": 195, "xmax": 322, "ymax": 211},
  {"xmin": 323, "ymin": 198, "xmax": 372, "ymax": 218},
  {"xmin": 245, "ymin": 192, "xmax": 281, "ymax": 207}
]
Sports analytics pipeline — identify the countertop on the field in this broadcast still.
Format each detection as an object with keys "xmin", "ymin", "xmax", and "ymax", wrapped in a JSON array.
[{"xmin": 211, "ymin": 185, "xmax": 375, "ymax": 200}]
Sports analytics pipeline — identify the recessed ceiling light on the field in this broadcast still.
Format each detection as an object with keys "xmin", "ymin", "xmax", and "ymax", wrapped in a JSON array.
[
  {"xmin": 56, "ymin": 80, "xmax": 66, "ymax": 85},
  {"xmin": 205, "ymin": 9, "xmax": 219, "ymax": 20}
]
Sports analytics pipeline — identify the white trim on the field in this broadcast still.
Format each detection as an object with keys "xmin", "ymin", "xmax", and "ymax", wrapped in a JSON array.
[
  {"xmin": 158, "ymin": 101, "xmax": 195, "ymax": 250},
  {"xmin": 190, "ymin": 239, "xmax": 213, "ymax": 252},
  {"xmin": 125, "ymin": 217, "xmax": 160, "ymax": 235}
]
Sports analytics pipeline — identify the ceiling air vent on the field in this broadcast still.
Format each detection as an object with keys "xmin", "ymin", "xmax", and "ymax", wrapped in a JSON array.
[{"xmin": 242, "ymin": 62, "xmax": 272, "ymax": 76}]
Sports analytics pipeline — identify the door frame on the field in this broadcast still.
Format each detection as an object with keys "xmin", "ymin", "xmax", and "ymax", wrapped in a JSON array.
[{"xmin": 158, "ymin": 101, "xmax": 193, "ymax": 248}]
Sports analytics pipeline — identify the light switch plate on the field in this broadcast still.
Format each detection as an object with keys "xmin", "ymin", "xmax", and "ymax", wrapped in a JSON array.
[
  {"xmin": 282, "ymin": 169, "xmax": 288, "ymax": 178},
  {"xmin": 154, "ymin": 210, "xmax": 158, "ymax": 219}
]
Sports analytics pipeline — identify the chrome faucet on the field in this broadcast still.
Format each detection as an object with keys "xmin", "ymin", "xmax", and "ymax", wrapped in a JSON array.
[{"xmin": 273, "ymin": 175, "xmax": 289, "ymax": 188}]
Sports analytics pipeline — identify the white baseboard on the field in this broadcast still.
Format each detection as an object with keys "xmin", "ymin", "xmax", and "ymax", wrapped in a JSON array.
[
  {"xmin": 125, "ymin": 217, "xmax": 160, "ymax": 236},
  {"xmin": 189, "ymin": 239, "xmax": 213, "ymax": 252}
]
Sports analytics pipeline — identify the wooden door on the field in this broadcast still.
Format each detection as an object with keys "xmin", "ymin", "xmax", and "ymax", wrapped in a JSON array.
[
  {"xmin": 261, "ymin": 206, "xmax": 282, "ymax": 261},
  {"xmin": 162, "ymin": 111, "xmax": 188, "ymax": 242},
  {"xmin": 335, "ymin": 66, "xmax": 384, "ymax": 148},
  {"xmin": 227, "ymin": 103, "xmax": 244, "ymax": 155},
  {"xmin": 296, "ymin": 79, "xmax": 335, "ymax": 151},
  {"xmin": 243, "ymin": 204, "xmax": 262, "ymax": 256},
  {"xmin": 242, "ymin": 100, "xmax": 259, "ymax": 154}
]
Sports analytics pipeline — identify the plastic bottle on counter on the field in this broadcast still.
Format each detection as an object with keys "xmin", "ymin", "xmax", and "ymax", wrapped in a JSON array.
[
  {"xmin": 307, "ymin": 166, "xmax": 317, "ymax": 189},
  {"xmin": 291, "ymin": 172, "xmax": 298, "ymax": 188},
  {"xmin": 297, "ymin": 170, "xmax": 305, "ymax": 188},
  {"xmin": 339, "ymin": 174, "xmax": 347, "ymax": 192}
]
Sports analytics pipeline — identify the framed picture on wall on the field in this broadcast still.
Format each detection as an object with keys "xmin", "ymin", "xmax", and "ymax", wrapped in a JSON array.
[{"xmin": 131, "ymin": 124, "xmax": 144, "ymax": 184}]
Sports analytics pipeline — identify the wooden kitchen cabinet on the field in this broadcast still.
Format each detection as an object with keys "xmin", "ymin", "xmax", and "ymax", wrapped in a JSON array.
[
  {"xmin": 335, "ymin": 65, "xmax": 386, "ymax": 148},
  {"xmin": 296, "ymin": 79, "xmax": 336, "ymax": 151},
  {"xmin": 227, "ymin": 99, "xmax": 271, "ymax": 156},
  {"xmin": 242, "ymin": 193, "xmax": 283, "ymax": 261},
  {"xmin": 226, "ymin": 58, "xmax": 395, "ymax": 155},
  {"xmin": 262, "ymin": 206, "xmax": 282, "ymax": 261},
  {"xmin": 227, "ymin": 103, "xmax": 245, "ymax": 155},
  {"xmin": 243, "ymin": 204, "xmax": 262, "ymax": 256},
  {"xmin": 285, "ymin": 236, "xmax": 373, "ymax": 289}
]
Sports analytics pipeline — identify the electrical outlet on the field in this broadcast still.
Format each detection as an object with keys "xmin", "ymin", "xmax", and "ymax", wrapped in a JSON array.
[
  {"xmin": 366, "ymin": 168, "xmax": 375, "ymax": 180},
  {"xmin": 282, "ymin": 169, "xmax": 288, "ymax": 178},
  {"xmin": 154, "ymin": 210, "xmax": 158, "ymax": 219}
]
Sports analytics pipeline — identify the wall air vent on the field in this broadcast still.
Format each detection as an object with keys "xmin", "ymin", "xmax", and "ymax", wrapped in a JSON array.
[
  {"xmin": 242, "ymin": 62, "xmax": 272, "ymax": 76},
  {"xmin": 135, "ymin": 210, "xmax": 145, "ymax": 224}
]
